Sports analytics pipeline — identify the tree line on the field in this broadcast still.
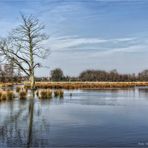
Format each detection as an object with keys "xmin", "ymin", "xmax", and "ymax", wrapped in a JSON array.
[{"xmin": 49, "ymin": 68, "xmax": 148, "ymax": 82}]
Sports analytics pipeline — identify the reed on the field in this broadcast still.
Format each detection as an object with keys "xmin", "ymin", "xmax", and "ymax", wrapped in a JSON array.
[
  {"xmin": 47, "ymin": 90, "xmax": 52, "ymax": 98},
  {"xmin": 19, "ymin": 91, "xmax": 27, "ymax": 99},
  {"xmin": 31, "ymin": 82, "xmax": 146, "ymax": 89},
  {"xmin": 36, "ymin": 90, "xmax": 39, "ymax": 97},
  {"xmin": 0, "ymin": 91, "xmax": 2, "ymax": 101},
  {"xmin": 54, "ymin": 90, "xmax": 64, "ymax": 98},
  {"xmin": 39, "ymin": 89, "xmax": 52, "ymax": 99},
  {"xmin": 54, "ymin": 90, "xmax": 59, "ymax": 97},
  {"xmin": 1, "ymin": 93, "xmax": 7, "ymax": 101},
  {"xmin": 59, "ymin": 90, "xmax": 64, "ymax": 98},
  {"xmin": 6, "ymin": 91, "xmax": 15, "ymax": 100},
  {"xmin": 39, "ymin": 90, "xmax": 47, "ymax": 99},
  {"xmin": 16, "ymin": 86, "xmax": 21, "ymax": 93}
]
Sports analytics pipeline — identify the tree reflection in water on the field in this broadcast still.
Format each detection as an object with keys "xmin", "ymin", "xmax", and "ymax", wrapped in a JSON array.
[{"xmin": 0, "ymin": 90, "xmax": 52, "ymax": 147}]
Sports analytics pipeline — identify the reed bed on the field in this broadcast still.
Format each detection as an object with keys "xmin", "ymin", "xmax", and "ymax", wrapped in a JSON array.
[
  {"xmin": 24, "ymin": 82, "xmax": 148, "ymax": 90},
  {"xmin": 38, "ymin": 89, "xmax": 52, "ymax": 99},
  {"xmin": 0, "ymin": 91, "xmax": 15, "ymax": 101},
  {"xmin": 1, "ymin": 93, "xmax": 7, "ymax": 101},
  {"xmin": 54, "ymin": 90, "xmax": 64, "ymax": 98},
  {"xmin": 6, "ymin": 91, "xmax": 15, "ymax": 100}
]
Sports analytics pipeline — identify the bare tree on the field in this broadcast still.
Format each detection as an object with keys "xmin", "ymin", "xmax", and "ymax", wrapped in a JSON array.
[{"xmin": 0, "ymin": 14, "xmax": 49, "ymax": 89}]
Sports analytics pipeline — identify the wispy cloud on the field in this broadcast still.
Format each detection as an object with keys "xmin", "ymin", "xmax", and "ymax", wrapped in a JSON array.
[{"xmin": 49, "ymin": 36, "xmax": 137, "ymax": 52}]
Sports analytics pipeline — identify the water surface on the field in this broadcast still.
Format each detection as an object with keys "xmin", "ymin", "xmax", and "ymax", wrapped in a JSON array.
[{"xmin": 0, "ymin": 88, "xmax": 148, "ymax": 147}]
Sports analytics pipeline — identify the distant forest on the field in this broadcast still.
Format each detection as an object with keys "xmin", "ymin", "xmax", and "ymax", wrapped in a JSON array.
[
  {"xmin": 1, "ymin": 66, "xmax": 148, "ymax": 82},
  {"xmin": 49, "ymin": 68, "xmax": 148, "ymax": 82}
]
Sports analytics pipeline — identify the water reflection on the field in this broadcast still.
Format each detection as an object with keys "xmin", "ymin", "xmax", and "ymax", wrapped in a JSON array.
[{"xmin": 1, "ymin": 88, "xmax": 148, "ymax": 147}]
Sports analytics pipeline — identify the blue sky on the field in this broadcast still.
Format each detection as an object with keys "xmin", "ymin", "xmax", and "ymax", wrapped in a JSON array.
[{"xmin": 0, "ymin": 0, "xmax": 148, "ymax": 76}]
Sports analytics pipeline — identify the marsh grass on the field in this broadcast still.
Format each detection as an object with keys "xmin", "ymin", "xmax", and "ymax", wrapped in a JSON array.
[
  {"xmin": 1, "ymin": 93, "xmax": 7, "ymax": 101},
  {"xmin": 0, "ymin": 92, "xmax": 2, "ymax": 101},
  {"xmin": 39, "ymin": 89, "xmax": 52, "ymax": 99},
  {"xmin": 36, "ymin": 90, "xmax": 39, "ymax": 97},
  {"xmin": 6, "ymin": 91, "xmax": 15, "ymax": 100},
  {"xmin": 54, "ymin": 90, "xmax": 64, "ymax": 98},
  {"xmin": 19, "ymin": 91, "xmax": 27, "ymax": 100},
  {"xmin": 47, "ymin": 90, "xmax": 52, "ymax": 98},
  {"xmin": 16, "ymin": 87, "xmax": 21, "ymax": 93},
  {"xmin": 28, "ymin": 82, "xmax": 148, "ymax": 90}
]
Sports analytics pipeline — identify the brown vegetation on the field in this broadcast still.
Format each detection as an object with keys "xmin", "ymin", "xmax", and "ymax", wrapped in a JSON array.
[
  {"xmin": 0, "ymin": 91, "xmax": 15, "ymax": 101},
  {"xmin": 54, "ymin": 90, "xmax": 64, "ymax": 98},
  {"xmin": 23, "ymin": 82, "xmax": 148, "ymax": 90},
  {"xmin": 39, "ymin": 89, "xmax": 52, "ymax": 99},
  {"xmin": 19, "ymin": 91, "xmax": 27, "ymax": 100}
]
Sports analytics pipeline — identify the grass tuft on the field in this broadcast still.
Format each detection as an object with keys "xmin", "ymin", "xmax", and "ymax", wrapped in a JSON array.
[{"xmin": 19, "ymin": 91, "xmax": 27, "ymax": 100}]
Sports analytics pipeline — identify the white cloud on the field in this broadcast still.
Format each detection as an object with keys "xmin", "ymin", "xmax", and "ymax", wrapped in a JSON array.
[
  {"xmin": 49, "ymin": 37, "xmax": 107, "ymax": 50},
  {"xmin": 48, "ymin": 36, "xmax": 136, "ymax": 51}
]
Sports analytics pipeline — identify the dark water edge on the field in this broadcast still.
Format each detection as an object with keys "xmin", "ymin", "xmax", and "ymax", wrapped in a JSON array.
[{"xmin": 1, "ymin": 88, "xmax": 148, "ymax": 147}]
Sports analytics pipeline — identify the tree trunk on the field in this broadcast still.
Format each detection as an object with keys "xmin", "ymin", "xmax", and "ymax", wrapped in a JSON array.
[{"xmin": 29, "ymin": 73, "xmax": 35, "ymax": 90}]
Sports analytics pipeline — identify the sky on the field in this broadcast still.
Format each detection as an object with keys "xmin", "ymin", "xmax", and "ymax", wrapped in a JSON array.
[{"xmin": 0, "ymin": 0, "xmax": 148, "ymax": 76}]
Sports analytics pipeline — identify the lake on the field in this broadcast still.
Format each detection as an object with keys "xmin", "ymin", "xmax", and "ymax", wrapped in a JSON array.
[{"xmin": 0, "ymin": 88, "xmax": 148, "ymax": 147}]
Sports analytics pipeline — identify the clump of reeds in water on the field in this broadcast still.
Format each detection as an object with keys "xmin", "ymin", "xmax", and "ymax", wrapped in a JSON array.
[
  {"xmin": 36, "ymin": 90, "xmax": 39, "ymax": 97},
  {"xmin": 54, "ymin": 90, "xmax": 64, "ymax": 98},
  {"xmin": 0, "ymin": 91, "xmax": 15, "ymax": 101},
  {"xmin": 47, "ymin": 90, "xmax": 52, "ymax": 98},
  {"xmin": 6, "ymin": 91, "xmax": 15, "ymax": 100},
  {"xmin": 16, "ymin": 86, "xmax": 21, "ymax": 93},
  {"xmin": 19, "ymin": 91, "xmax": 27, "ymax": 100},
  {"xmin": 0, "ymin": 91, "xmax": 2, "ymax": 101},
  {"xmin": 39, "ymin": 89, "xmax": 52, "ymax": 99},
  {"xmin": 1, "ymin": 93, "xmax": 7, "ymax": 101}
]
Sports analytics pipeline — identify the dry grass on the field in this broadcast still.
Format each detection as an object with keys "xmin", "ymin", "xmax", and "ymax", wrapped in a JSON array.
[
  {"xmin": 16, "ymin": 86, "xmax": 21, "ymax": 93},
  {"xmin": 1, "ymin": 93, "xmax": 7, "ymax": 101},
  {"xmin": 23, "ymin": 82, "xmax": 148, "ymax": 90},
  {"xmin": 54, "ymin": 90, "xmax": 64, "ymax": 98},
  {"xmin": 19, "ymin": 91, "xmax": 27, "ymax": 100},
  {"xmin": 6, "ymin": 91, "xmax": 15, "ymax": 100},
  {"xmin": 39, "ymin": 89, "xmax": 52, "ymax": 99},
  {"xmin": 0, "ymin": 91, "xmax": 15, "ymax": 101}
]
